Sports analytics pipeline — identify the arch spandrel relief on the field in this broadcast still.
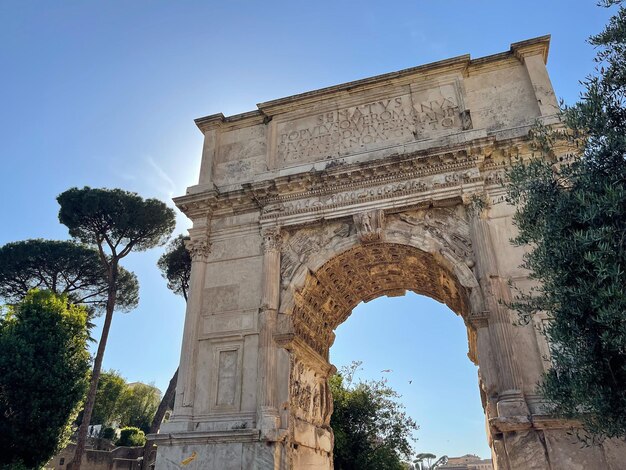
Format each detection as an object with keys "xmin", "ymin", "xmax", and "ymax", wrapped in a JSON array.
[{"xmin": 155, "ymin": 37, "xmax": 626, "ymax": 470}]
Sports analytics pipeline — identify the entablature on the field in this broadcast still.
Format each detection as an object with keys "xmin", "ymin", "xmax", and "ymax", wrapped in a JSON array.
[{"xmin": 174, "ymin": 133, "xmax": 532, "ymax": 223}]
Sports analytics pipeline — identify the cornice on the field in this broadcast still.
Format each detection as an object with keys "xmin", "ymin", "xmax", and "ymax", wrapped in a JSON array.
[
  {"xmin": 174, "ymin": 133, "xmax": 531, "ymax": 222},
  {"xmin": 150, "ymin": 429, "xmax": 260, "ymax": 445},
  {"xmin": 511, "ymin": 34, "xmax": 551, "ymax": 64},
  {"xmin": 192, "ymin": 36, "xmax": 551, "ymax": 131}
]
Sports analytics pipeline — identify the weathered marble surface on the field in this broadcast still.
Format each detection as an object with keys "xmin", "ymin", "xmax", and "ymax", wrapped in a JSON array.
[{"xmin": 154, "ymin": 36, "xmax": 626, "ymax": 469}]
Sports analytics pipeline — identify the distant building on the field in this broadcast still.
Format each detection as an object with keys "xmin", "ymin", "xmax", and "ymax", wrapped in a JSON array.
[{"xmin": 439, "ymin": 454, "xmax": 493, "ymax": 470}]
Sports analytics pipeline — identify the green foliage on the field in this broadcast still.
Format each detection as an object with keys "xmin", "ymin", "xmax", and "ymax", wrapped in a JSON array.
[
  {"xmin": 90, "ymin": 370, "xmax": 126, "ymax": 426},
  {"xmin": 116, "ymin": 382, "xmax": 161, "ymax": 434},
  {"xmin": 0, "ymin": 239, "xmax": 139, "ymax": 313},
  {"xmin": 0, "ymin": 462, "xmax": 30, "ymax": 470},
  {"xmin": 506, "ymin": 2, "xmax": 626, "ymax": 440},
  {"xmin": 413, "ymin": 453, "xmax": 447, "ymax": 470},
  {"xmin": 157, "ymin": 234, "xmax": 192, "ymax": 301},
  {"xmin": 0, "ymin": 290, "xmax": 91, "ymax": 469},
  {"xmin": 101, "ymin": 427, "xmax": 116, "ymax": 440},
  {"xmin": 330, "ymin": 362, "xmax": 418, "ymax": 470},
  {"xmin": 87, "ymin": 371, "xmax": 162, "ymax": 433},
  {"xmin": 115, "ymin": 427, "xmax": 146, "ymax": 447},
  {"xmin": 57, "ymin": 187, "xmax": 176, "ymax": 255},
  {"xmin": 56, "ymin": 186, "xmax": 175, "ymax": 466}
]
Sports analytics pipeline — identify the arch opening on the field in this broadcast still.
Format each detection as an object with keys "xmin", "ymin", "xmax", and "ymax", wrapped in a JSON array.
[
  {"xmin": 281, "ymin": 241, "xmax": 482, "ymax": 468},
  {"xmin": 331, "ymin": 292, "xmax": 491, "ymax": 460},
  {"xmin": 288, "ymin": 242, "xmax": 473, "ymax": 362}
]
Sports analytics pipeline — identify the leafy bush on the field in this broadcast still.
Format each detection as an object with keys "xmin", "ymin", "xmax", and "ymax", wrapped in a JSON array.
[
  {"xmin": 506, "ymin": 1, "xmax": 626, "ymax": 439},
  {"xmin": 101, "ymin": 427, "xmax": 116, "ymax": 440},
  {"xmin": 330, "ymin": 362, "xmax": 418, "ymax": 470},
  {"xmin": 115, "ymin": 426, "xmax": 146, "ymax": 447},
  {"xmin": 0, "ymin": 290, "xmax": 91, "ymax": 468}
]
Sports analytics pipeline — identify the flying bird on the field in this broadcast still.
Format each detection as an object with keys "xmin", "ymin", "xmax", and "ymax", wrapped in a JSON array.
[{"xmin": 381, "ymin": 369, "xmax": 392, "ymax": 373}]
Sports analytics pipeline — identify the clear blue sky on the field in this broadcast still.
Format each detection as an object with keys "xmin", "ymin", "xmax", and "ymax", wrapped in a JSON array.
[{"xmin": 0, "ymin": 0, "xmax": 616, "ymax": 461}]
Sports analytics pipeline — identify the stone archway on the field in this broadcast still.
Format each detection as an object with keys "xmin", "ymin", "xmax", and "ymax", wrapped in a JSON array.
[
  {"xmin": 277, "ymin": 228, "xmax": 477, "ymax": 468},
  {"xmin": 154, "ymin": 37, "xmax": 626, "ymax": 469}
]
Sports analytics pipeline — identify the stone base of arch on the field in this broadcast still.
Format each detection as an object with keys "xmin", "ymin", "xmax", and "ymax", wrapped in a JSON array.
[{"xmin": 153, "ymin": 406, "xmax": 626, "ymax": 470}]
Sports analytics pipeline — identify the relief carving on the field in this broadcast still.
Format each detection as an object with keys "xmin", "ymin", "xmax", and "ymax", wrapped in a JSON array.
[
  {"xmin": 289, "ymin": 243, "xmax": 470, "ymax": 360},
  {"xmin": 485, "ymin": 169, "xmax": 508, "ymax": 186},
  {"xmin": 395, "ymin": 207, "xmax": 472, "ymax": 262},
  {"xmin": 289, "ymin": 358, "xmax": 332, "ymax": 426},
  {"xmin": 353, "ymin": 209, "xmax": 385, "ymax": 243},
  {"xmin": 262, "ymin": 178, "xmax": 432, "ymax": 216},
  {"xmin": 280, "ymin": 221, "xmax": 353, "ymax": 286}
]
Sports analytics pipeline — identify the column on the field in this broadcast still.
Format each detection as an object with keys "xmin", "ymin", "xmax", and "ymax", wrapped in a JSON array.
[
  {"xmin": 257, "ymin": 226, "xmax": 282, "ymax": 435},
  {"xmin": 171, "ymin": 234, "xmax": 211, "ymax": 420},
  {"xmin": 470, "ymin": 215, "xmax": 528, "ymax": 417}
]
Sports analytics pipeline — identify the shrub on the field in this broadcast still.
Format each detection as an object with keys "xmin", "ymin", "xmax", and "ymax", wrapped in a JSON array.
[
  {"xmin": 101, "ymin": 427, "xmax": 116, "ymax": 440},
  {"xmin": 115, "ymin": 426, "xmax": 146, "ymax": 447}
]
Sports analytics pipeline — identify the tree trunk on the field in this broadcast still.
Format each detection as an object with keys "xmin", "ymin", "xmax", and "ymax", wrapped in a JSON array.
[
  {"xmin": 141, "ymin": 368, "xmax": 178, "ymax": 469},
  {"xmin": 72, "ymin": 260, "xmax": 119, "ymax": 470}
]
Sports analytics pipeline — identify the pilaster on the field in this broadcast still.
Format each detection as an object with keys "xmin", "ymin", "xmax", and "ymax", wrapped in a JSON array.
[
  {"xmin": 469, "ymin": 214, "xmax": 528, "ymax": 417},
  {"xmin": 257, "ymin": 227, "xmax": 282, "ymax": 436},
  {"xmin": 170, "ymin": 232, "xmax": 211, "ymax": 423}
]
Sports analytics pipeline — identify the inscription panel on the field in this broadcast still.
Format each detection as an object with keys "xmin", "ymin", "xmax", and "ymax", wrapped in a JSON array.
[
  {"xmin": 274, "ymin": 81, "xmax": 467, "ymax": 166},
  {"xmin": 411, "ymin": 80, "xmax": 467, "ymax": 137},
  {"xmin": 276, "ymin": 94, "xmax": 416, "ymax": 165}
]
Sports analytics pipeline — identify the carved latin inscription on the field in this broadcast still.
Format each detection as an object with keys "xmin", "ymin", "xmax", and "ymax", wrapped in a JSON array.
[
  {"xmin": 276, "ymin": 84, "xmax": 467, "ymax": 165},
  {"xmin": 411, "ymin": 81, "xmax": 465, "ymax": 135},
  {"xmin": 277, "ymin": 95, "xmax": 415, "ymax": 164}
]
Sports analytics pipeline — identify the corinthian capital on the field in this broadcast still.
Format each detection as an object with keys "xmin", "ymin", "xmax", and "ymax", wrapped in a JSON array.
[
  {"xmin": 261, "ymin": 227, "xmax": 282, "ymax": 253},
  {"xmin": 185, "ymin": 238, "xmax": 212, "ymax": 262}
]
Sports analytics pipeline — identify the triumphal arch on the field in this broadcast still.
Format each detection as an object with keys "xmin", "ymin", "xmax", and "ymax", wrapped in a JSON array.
[{"xmin": 154, "ymin": 37, "xmax": 626, "ymax": 469}]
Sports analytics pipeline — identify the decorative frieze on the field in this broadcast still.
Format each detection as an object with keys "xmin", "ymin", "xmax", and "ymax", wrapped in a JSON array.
[{"xmin": 173, "ymin": 141, "xmax": 530, "ymax": 221}]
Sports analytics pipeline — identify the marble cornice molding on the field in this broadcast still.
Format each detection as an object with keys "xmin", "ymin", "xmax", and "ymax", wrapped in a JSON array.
[
  {"xmin": 489, "ymin": 415, "xmax": 584, "ymax": 433},
  {"xmin": 175, "ymin": 137, "xmax": 531, "ymax": 222},
  {"xmin": 173, "ymin": 187, "xmax": 220, "ymax": 220},
  {"xmin": 511, "ymin": 35, "xmax": 551, "ymax": 64},
  {"xmin": 150, "ymin": 429, "xmax": 261, "ymax": 445}
]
